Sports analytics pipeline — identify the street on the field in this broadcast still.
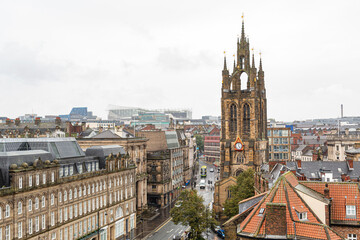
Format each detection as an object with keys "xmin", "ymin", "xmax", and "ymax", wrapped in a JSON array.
[{"xmin": 145, "ymin": 159, "xmax": 221, "ymax": 240}]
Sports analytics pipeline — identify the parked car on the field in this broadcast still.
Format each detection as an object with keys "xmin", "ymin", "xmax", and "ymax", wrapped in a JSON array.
[
  {"xmin": 199, "ymin": 179, "xmax": 206, "ymax": 189},
  {"xmin": 216, "ymin": 229, "xmax": 225, "ymax": 239},
  {"xmin": 210, "ymin": 168, "xmax": 214, "ymax": 172}
]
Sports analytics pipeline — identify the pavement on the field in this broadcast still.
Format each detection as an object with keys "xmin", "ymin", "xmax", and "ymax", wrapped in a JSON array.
[{"xmin": 139, "ymin": 159, "xmax": 222, "ymax": 240}]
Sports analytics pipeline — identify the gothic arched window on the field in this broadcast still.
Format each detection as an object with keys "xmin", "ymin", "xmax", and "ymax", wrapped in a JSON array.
[
  {"xmin": 230, "ymin": 104, "xmax": 237, "ymax": 133},
  {"xmin": 243, "ymin": 103, "xmax": 250, "ymax": 136}
]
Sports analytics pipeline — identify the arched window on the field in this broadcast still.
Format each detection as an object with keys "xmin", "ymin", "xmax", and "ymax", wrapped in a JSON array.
[
  {"xmin": 51, "ymin": 194, "xmax": 54, "ymax": 205},
  {"xmin": 115, "ymin": 207, "xmax": 123, "ymax": 219},
  {"xmin": 230, "ymin": 104, "xmax": 237, "ymax": 133},
  {"xmin": 243, "ymin": 103, "xmax": 250, "ymax": 136},
  {"xmin": 237, "ymin": 152, "xmax": 245, "ymax": 163},
  {"xmin": 28, "ymin": 199, "xmax": 32, "ymax": 211}
]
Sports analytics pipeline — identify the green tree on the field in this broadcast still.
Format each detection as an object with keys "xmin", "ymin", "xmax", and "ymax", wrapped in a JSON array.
[
  {"xmin": 223, "ymin": 168, "xmax": 255, "ymax": 218},
  {"xmin": 170, "ymin": 189, "xmax": 217, "ymax": 240},
  {"xmin": 195, "ymin": 135, "xmax": 204, "ymax": 153}
]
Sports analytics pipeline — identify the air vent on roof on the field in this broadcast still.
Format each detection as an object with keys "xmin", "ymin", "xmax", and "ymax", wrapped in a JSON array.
[{"xmin": 338, "ymin": 168, "xmax": 342, "ymax": 173}]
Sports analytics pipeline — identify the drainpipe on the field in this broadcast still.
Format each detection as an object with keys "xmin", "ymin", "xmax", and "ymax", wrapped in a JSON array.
[{"xmin": 293, "ymin": 222, "xmax": 297, "ymax": 240}]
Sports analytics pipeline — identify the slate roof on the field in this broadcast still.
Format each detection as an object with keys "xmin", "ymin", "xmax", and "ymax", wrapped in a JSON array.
[
  {"xmin": 286, "ymin": 161, "xmax": 360, "ymax": 181},
  {"xmin": 238, "ymin": 172, "xmax": 343, "ymax": 239}
]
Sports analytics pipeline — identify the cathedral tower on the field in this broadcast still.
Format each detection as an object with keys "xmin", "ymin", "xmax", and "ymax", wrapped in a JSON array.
[{"xmin": 220, "ymin": 19, "xmax": 268, "ymax": 178}]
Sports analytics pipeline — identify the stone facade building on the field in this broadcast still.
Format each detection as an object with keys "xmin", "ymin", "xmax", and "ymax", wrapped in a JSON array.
[
  {"xmin": 220, "ymin": 20, "xmax": 267, "ymax": 178},
  {"xmin": 146, "ymin": 150, "xmax": 172, "ymax": 207},
  {"xmin": 267, "ymin": 126, "xmax": 291, "ymax": 162},
  {"xmin": 0, "ymin": 138, "xmax": 137, "ymax": 240},
  {"xmin": 214, "ymin": 19, "xmax": 268, "ymax": 220},
  {"xmin": 327, "ymin": 134, "xmax": 360, "ymax": 161},
  {"xmin": 77, "ymin": 136, "xmax": 148, "ymax": 213}
]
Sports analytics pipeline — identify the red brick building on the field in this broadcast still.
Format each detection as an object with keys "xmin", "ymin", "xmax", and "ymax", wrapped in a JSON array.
[{"xmin": 204, "ymin": 135, "xmax": 220, "ymax": 165}]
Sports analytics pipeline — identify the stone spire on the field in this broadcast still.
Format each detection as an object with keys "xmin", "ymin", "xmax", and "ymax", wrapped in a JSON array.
[
  {"xmin": 252, "ymin": 48, "xmax": 256, "ymax": 68},
  {"xmin": 223, "ymin": 55, "xmax": 227, "ymax": 71}
]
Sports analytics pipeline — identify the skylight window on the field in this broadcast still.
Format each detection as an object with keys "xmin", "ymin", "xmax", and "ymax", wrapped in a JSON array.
[{"xmin": 258, "ymin": 208, "xmax": 265, "ymax": 215}]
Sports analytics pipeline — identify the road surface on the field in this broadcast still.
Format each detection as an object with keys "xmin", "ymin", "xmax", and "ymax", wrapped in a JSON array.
[{"xmin": 146, "ymin": 159, "xmax": 221, "ymax": 240}]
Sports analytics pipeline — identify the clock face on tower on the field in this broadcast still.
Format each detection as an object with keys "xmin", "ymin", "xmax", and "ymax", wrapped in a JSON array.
[
  {"xmin": 235, "ymin": 142, "xmax": 243, "ymax": 150},
  {"xmin": 234, "ymin": 137, "xmax": 244, "ymax": 151}
]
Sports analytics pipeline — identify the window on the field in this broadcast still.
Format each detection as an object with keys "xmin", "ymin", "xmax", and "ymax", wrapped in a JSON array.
[
  {"xmin": 29, "ymin": 176, "xmax": 33, "ymax": 187},
  {"xmin": 79, "ymin": 202, "xmax": 82, "ymax": 215},
  {"xmin": 36, "ymin": 174, "xmax": 39, "ymax": 186},
  {"xmin": 42, "ymin": 196, "xmax": 45, "ymax": 208},
  {"xmin": 42, "ymin": 214, "xmax": 45, "ymax": 229},
  {"xmin": 59, "ymin": 209, "xmax": 62, "ymax": 223},
  {"xmin": 18, "ymin": 202, "xmax": 22, "ymax": 215},
  {"xmin": 69, "ymin": 206, "xmax": 73, "ymax": 219},
  {"xmin": 64, "ymin": 207, "xmax": 68, "ymax": 221},
  {"xmin": 35, "ymin": 198, "xmax": 39, "ymax": 209},
  {"xmin": 83, "ymin": 186, "xmax": 86, "ymax": 196},
  {"xmin": 74, "ymin": 188, "xmax": 77, "ymax": 199},
  {"xmin": 243, "ymin": 103, "xmax": 250, "ymax": 136},
  {"xmin": 346, "ymin": 205, "xmax": 356, "ymax": 216},
  {"xmin": 51, "ymin": 212, "xmax": 55, "ymax": 226},
  {"xmin": 348, "ymin": 234, "xmax": 357, "ymax": 240},
  {"xmin": 79, "ymin": 222, "xmax": 83, "ymax": 236},
  {"xmin": 69, "ymin": 190, "xmax": 72, "ymax": 200},
  {"xmin": 19, "ymin": 177, "xmax": 23, "ymax": 189},
  {"xmin": 64, "ymin": 191, "xmax": 67, "ymax": 202},
  {"xmin": 79, "ymin": 187, "xmax": 82, "ymax": 197},
  {"xmin": 298, "ymin": 212, "xmax": 307, "ymax": 221},
  {"xmin": 87, "ymin": 185, "xmax": 90, "ymax": 195},
  {"xmin": 59, "ymin": 192, "xmax": 62, "ymax": 202},
  {"xmin": 230, "ymin": 104, "xmax": 237, "ymax": 133},
  {"xmin": 5, "ymin": 205, "xmax": 10, "ymax": 218},
  {"xmin": 42, "ymin": 173, "xmax": 46, "ymax": 184},
  {"xmin": 5, "ymin": 225, "xmax": 10, "ymax": 240},
  {"xmin": 51, "ymin": 232, "xmax": 56, "ymax": 240},
  {"xmin": 35, "ymin": 216, "xmax": 39, "ymax": 232},
  {"xmin": 92, "ymin": 184, "xmax": 95, "ymax": 194},
  {"xmin": 64, "ymin": 166, "xmax": 68, "ymax": 176},
  {"xmin": 75, "ymin": 204, "xmax": 78, "ymax": 217},
  {"xmin": 51, "ymin": 172, "xmax": 55, "ymax": 183},
  {"xmin": 28, "ymin": 199, "xmax": 32, "ymax": 211},
  {"xmin": 60, "ymin": 229, "xmax": 63, "ymax": 240},
  {"xmin": 69, "ymin": 165, "xmax": 73, "ymax": 175},
  {"xmin": 28, "ymin": 218, "xmax": 33, "ymax": 234},
  {"xmin": 51, "ymin": 194, "xmax": 54, "ymax": 205},
  {"xmin": 18, "ymin": 222, "xmax": 22, "ymax": 238}
]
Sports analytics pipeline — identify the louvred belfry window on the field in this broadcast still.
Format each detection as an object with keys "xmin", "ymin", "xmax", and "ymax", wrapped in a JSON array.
[{"xmin": 230, "ymin": 104, "xmax": 237, "ymax": 133}]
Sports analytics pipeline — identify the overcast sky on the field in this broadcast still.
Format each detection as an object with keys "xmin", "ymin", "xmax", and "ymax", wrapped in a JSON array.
[{"xmin": 0, "ymin": 0, "xmax": 359, "ymax": 121}]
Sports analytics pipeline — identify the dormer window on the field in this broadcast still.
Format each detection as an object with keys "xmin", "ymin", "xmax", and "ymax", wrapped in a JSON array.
[
  {"xmin": 298, "ymin": 212, "xmax": 307, "ymax": 221},
  {"xmin": 346, "ymin": 205, "xmax": 356, "ymax": 217}
]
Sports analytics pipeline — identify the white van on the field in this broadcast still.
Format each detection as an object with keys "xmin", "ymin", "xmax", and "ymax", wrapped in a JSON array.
[{"xmin": 199, "ymin": 179, "xmax": 206, "ymax": 189}]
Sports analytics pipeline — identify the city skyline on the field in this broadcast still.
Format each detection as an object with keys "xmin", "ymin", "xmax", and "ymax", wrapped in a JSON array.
[{"xmin": 0, "ymin": 1, "xmax": 359, "ymax": 121}]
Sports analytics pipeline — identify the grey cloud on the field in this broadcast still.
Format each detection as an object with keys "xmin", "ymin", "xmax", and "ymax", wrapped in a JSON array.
[{"xmin": 0, "ymin": 42, "xmax": 69, "ymax": 84}]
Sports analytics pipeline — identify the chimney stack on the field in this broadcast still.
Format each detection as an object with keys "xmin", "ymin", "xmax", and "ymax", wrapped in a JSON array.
[
  {"xmin": 341, "ymin": 104, "xmax": 343, "ymax": 118},
  {"xmin": 15, "ymin": 118, "xmax": 20, "ymax": 126},
  {"xmin": 55, "ymin": 117, "xmax": 61, "ymax": 126},
  {"xmin": 324, "ymin": 183, "xmax": 330, "ymax": 199},
  {"xmin": 296, "ymin": 159, "xmax": 302, "ymax": 169},
  {"xmin": 265, "ymin": 203, "xmax": 287, "ymax": 236},
  {"xmin": 35, "ymin": 117, "xmax": 41, "ymax": 126}
]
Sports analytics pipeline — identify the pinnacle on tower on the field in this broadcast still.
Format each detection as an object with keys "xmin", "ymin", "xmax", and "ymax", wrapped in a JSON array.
[
  {"xmin": 241, "ymin": 13, "xmax": 245, "ymax": 42},
  {"xmin": 251, "ymin": 48, "xmax": 255, "ymax": 68},
  {"xmin": 223, "ymin": 55, "xmax": 227, "ymax": 71},
  {"xmin": 259, "ymin": 52, "xmax": 263, "ymax": 71}
]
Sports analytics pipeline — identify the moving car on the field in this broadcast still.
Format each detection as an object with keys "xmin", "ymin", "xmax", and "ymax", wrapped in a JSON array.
[
  {"xmin": 216, "ymin": 229, "xmax": 225, "ymax": 239},
  {"xmin": 199, "ymin": 179, "xmax": 206, "ymax": 189},
  {"xmin": 210, "ymin": 168, "xmax": 214, "ymax": 172}
]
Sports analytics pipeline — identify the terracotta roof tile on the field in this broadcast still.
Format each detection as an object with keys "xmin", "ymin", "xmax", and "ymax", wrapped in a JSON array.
[
  {"xmin": 301, "ymin": 181, "xmax": 360, "ymax": 222},
  {"xmin": 238, "ymin": 172, "xmax": 344, "ymax": 239}
]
